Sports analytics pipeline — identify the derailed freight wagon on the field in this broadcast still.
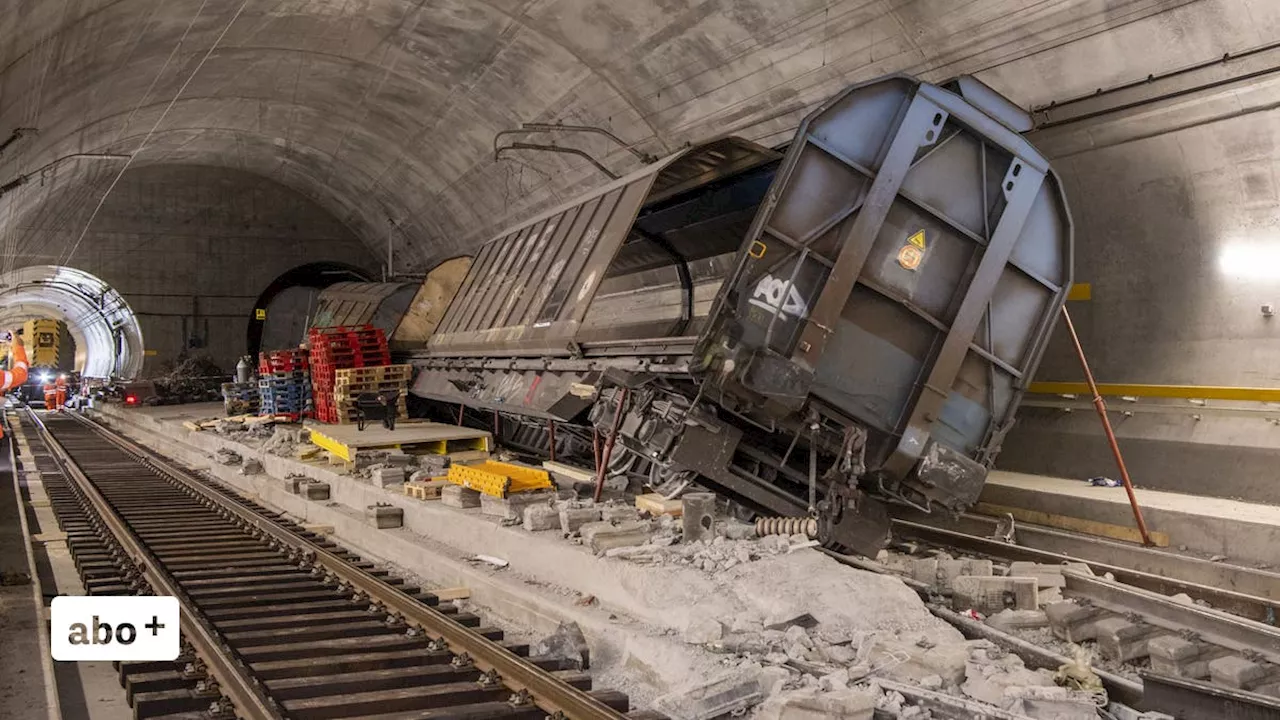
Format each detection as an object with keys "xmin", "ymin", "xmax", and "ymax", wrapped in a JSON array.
[{"xmin": 409, "ymin": 74, "xmax": 1073, "ymax": 554}]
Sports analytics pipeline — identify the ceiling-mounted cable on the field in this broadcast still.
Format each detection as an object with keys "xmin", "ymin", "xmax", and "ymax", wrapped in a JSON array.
[{"xmin": 59, "ymin": 0, "xmax": 252, "ymax": 270}]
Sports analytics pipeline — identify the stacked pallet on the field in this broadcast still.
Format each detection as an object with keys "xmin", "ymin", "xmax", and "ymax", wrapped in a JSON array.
[
  {"xmin": 332, "ymin": 365, "xmax": 410, "ymax": 422},
  {"xmin": 308, "ymin": 325, "xmax": 400, "ymax": 424},
  {"xmin": 220, "ymin": 381, "xmax": 260, "ymax": 416},
  {"xmin": 258, "ymin": 349, "xmax": 313, "ymax": 420}
]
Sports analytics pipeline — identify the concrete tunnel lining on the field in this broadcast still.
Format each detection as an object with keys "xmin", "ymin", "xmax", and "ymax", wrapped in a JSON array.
[{"xmin": 0, "ymin": 265, "xmax": 144, "ymax": 379}]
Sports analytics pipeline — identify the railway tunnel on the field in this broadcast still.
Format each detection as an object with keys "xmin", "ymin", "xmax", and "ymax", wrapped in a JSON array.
[{"xmin": 2, "ymin": 3, "xmax": 1280, "ymax": 720}]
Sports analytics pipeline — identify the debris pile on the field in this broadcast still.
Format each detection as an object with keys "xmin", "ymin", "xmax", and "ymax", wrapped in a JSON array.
[{"xmin": 154, "ymin": 354, "xmax": 226, "ymax": 404}]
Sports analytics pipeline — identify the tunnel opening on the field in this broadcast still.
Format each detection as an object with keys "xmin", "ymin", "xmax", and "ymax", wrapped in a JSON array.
[
  {"xmin": 0, "ymin": 265, "xmax": 145, "ymax": 379},
  {"xmin": 247, "ymin": 261, "xmax": 372, "ymax": 359}
]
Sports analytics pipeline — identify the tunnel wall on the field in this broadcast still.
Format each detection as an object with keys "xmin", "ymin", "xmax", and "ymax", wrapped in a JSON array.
[
  {"xmin": 998, "ymin": 71, "xmax": 1280, "ymax": 504},
  {"xmin": 9, "ymin": 165, "xmax": 377, "ymax": 375}
]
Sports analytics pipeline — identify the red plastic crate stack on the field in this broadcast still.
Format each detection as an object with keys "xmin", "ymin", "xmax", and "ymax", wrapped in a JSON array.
[
  {"xmin": 309, "ymin": 325, "xmax": 391, "ymax": 424},
  {"xmin": 258, "ymin": 348, "xmax": 309, "ymax": 375}
]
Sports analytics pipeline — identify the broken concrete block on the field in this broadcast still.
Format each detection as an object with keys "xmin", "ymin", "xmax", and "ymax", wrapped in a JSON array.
[
  {"xmin": 1001, "ymin": 686, "xmax": 1100, "ymax": 720},
  {"xmin": 653, "ymin": 672, "xmax": 765, "ymax": 720},
  {"xmin": 531, "ymin": 621, "xmax": 590, "ymax": 669},
  {"xmin": 480, "ymin": 491, "xmax": 553, "ymax": 521},
  {"xmin": 282, "ymin": 476, "xmax": 305, "ymax": 494},
  {"xmin": 1094, "ymin": 617, "xmax": 1166, "ymax": 662},
  {"xmin": 559, "ymin": 506, "xmax": 602, "ymax": 534},
  {"xmin": 523, "ymin": 504, "xmax": 560, "ymax": 531},
  {"xmin": 1148, "ymin": 635, "xmax": 1216, "ymax": 678},
  {"xmin": 1045, "ymin": 602, "xmax": 1107, "ymax": 643},
  {"xmin": 961, "ymin": 659, "xmax": 1055, "ymax": 705},
  {"xmin": 303, "ymin": 482, "xmax": 330, "ymax": 500},
  {"xmin": 985, "ymin": 609, "xmax": 1049, "ymax": 634},
  {"xmin": 1008, "ymin": 561, "xmax": 1066, "ymax": 588},
  {"xmin": 758, "ymin": 666, "xmax": 791, "ymax": 697},
  {"xmin": 682, "ymin": 492, "xmax": 718, "ymax": 543},
  {"xmin": 441, "ymin": 484, "xmax": 482, "ymax": 508},
  {"xmin": 937, "ymin": 559, "xmax": 966, "ymax": 589},
  {"xmin": 601, "ymin": 503, "xmax": 640, "ymax": 523},
  {"xmin": 910, "ymin": 558, "xmax": 940, "ymax": 589},
  {"xmin": 1209, "ymin": 655, "xmax": 1268, "ymax": 689},
  {"xmin": 370, "ymin": 466, "xmax": 406, "ymax": 488},
  {"xmin": 683, "ymin": 618, "xmax": 724, "ymax": 644},
  {"xmin": 588, "ymin": 522, "xmax": 652, "ymax": 554},
  {"xmin": 383, "ymin": 451, "xmax": 413, "ymax": 467},
  {"xmin": 754, "ymin": 688, "xmax": 875, "ymax": 720},
  {"xmin": 364, "ymin": 503, "xmax": 403, "ymax": 529},
  {"xmin": 950, "ymin": 575, "xmax": 1038, "ymax": 613}
]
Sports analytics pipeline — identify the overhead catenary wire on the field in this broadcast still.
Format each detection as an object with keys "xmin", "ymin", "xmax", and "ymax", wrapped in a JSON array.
[{"xmin": 59, "ymin": 0, "xmax": 252, "ymax": 270}]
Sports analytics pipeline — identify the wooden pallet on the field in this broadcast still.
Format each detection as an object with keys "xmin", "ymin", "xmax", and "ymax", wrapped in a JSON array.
[
  {"xmin": 403, "ymin": 478, "xmax": 450, "ymax": 500},
  {"xmin": 307, "ymin": 421, "xmax": 492, "ymax": 462},
  {"xmin": 335, "ymin": 364, "xmax": 411, "ymax": 383}
]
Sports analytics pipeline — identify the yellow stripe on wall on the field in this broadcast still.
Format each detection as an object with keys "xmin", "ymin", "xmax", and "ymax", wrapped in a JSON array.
[
  {"xmin": 1067, "ymin": 283, "xmax": 1091, "ymax": 301},
  {"xmin": 1028, "ymin": 382, "xmax": 1280, "ymax": 403}
]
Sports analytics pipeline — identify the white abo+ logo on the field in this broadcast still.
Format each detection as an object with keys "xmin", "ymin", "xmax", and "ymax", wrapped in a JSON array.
[
  {"xmin": 748, "ymin": 273, "xmax": 809, "ymax": 320},
  {"xmin": 51, "ymin": 596, "xmax": 180, "ymax": 661}
]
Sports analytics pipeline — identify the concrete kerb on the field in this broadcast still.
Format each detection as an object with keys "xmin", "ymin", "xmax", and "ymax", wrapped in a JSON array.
[{"xmin": 87, "ymin": 405, "xmax": 730, "ymax": 700}]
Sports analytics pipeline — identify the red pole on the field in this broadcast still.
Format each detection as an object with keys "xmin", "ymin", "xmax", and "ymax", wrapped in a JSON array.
[
  {"xmin": 593, "ymin": 389, "xmax": 629, "ymax": 503},
  {"xmin": 1060, "ymin": 307, "xmax": 1154, "ymax": 546},
  {"xmin": 457, "ymin": 403, "xmax": 465, "ymax": 426},
  {"xmin": 493, "ymin": 409, "xmax": 500, "ymax": 439},
  {"xmin": 592, "ymin": 428, "xmax": 601, "ymax": 474},
  {"xmin": 548, "ymin": 420, "xmax": 557, "ymax": 462}
]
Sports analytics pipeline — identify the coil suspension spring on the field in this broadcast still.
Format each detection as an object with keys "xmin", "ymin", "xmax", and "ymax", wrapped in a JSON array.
[{"xmin": 754, "ymin": 516, "xmax": 817, "ymax": 539}]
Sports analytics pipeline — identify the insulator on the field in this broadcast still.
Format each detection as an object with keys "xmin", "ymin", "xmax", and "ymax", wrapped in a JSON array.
[{"xmin": 754, "ymin": 516, "xmax": 817, "ymax": 539}]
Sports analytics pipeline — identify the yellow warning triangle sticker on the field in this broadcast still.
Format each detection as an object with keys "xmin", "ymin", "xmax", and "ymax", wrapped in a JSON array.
[{"xmin": 907, "ymin": 229, "xmax": 926, "ymax": 249}]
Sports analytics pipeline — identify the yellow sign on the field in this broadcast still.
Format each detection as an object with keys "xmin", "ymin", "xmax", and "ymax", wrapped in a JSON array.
[
  {"xmin": 907, "ymin": 229, "xmax": 926, "ymax": 249},
  {"xmin": 897, "ymin": 245, "xmax": 924, "ymax": 270},
  {"xmin": 144, "ymin": 350, "xmax": 158, "ymax": 357},
  {"xmin": 255, "ymin": 308, "xmax": 267, "ymax": 320},
  {"xmin": 1067, "ymin": 283, "xmax": 1091, "ymax": 301}
]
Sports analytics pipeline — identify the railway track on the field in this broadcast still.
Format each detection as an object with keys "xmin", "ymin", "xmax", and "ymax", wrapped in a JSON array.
[
  {"xmin": 880, "ymin": 513, "xmax": 1280, "ymax": 718},
  {"xmin": 20, "ymin": 409, "xmax": 638, "ymax": 720}
]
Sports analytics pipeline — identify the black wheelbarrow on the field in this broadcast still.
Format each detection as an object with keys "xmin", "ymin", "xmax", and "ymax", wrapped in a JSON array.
[{"xmin": 354, "ymin": 389, "xmax": 400, "ymax": 431}]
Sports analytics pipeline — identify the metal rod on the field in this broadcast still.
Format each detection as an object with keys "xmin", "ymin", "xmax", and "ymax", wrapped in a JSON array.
[
  {"xmin": 492, "ymin": 409, "xmax": 500, "ymax": 440},
  {"xmin": 548, "ymin": 420, "xmax": 557, "ymax": 462},
  {"xmin": 593, "ymin": 389, "xmax": 629, "ymax": 502},
  {"xmin": 807, "ymin": 427, "xmax": 818, "ymax": 514},
  {"xmin": 495, "ymin": 143, "xmax": 618, "ymax": 179},
  {"xmin": 457, "ymin": 403, "xmax": 464, "ymax": 426},
  {"xmin": 1060, "ymin": 306, "xmax": 1154, "ymax": 546},
  {"xmin": 593, "ymin": 428, "xmax": 601, "ymax": 474}
]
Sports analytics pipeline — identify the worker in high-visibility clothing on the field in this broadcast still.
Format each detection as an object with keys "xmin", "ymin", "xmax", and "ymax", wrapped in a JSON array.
[
  {"xmin": 54, "ymin": 374, "xmax": 68, "ymax": 412},
  {"xmin": 0, "ymin": 332, "xmax": 29, "ymax": 438}
]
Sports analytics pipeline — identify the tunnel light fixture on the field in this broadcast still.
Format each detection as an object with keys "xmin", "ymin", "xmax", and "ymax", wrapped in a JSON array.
[
  {"xmin": 1218, "ymin": 242, "xmax": 1280, "ymax": 279},
  {"xmin": 38, "ymin": 372, "xmax": 53, "ymax": 383}
]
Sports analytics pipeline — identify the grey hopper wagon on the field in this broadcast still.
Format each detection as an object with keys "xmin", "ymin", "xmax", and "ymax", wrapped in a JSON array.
[{"xmin": 409, "ymin": 74, "xmax": 1073, "ymax": 555}]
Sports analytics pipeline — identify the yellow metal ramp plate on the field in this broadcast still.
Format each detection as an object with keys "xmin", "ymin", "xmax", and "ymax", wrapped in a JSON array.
[
  {"xmin": 447, "ymin": 461, "xmax": 553, "ymax": 498},
  {"xmin": 305, "ymin": 421, "xmax": 491, "ymax": 463}
]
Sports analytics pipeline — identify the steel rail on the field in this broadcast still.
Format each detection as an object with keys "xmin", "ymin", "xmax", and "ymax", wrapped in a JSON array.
[
  {"xmin": 1140, "ymin": 671, "xmax": 1280, "ymax": 720},
  {"xmin": 68, "ymin": 411, "xmax": 628, "ymax": 720},
  {"xmin": 27, "ymin": 409, "xmax": 280, "ymax": 720},
  {"xmin": 891, "ymin": 517, "xmax": 1280, "ymax": 622},
  {"xmin": 1062, "ymin": 569, "xmax": 1280, "ymax": 665}
]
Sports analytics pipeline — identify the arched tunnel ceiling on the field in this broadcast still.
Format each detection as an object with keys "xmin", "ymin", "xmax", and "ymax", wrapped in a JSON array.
[{"xmin": 1, "ymin": 0, "xmax": 1276, "ymax": 271}]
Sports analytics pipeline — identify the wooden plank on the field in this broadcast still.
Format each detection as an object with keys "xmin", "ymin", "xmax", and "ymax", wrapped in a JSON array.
[
  {"xmin": 182, "ymin": 421, "xmax": 204, "ymax": 432},
  {"xmin": 431, "ymin": 586, "xmax": 471, "ymax": 602},
  {"xmin": 542, "ymin": 460, "xmax": 595, "ymax": 483},
  {"xmin": 635, "ymin": 493, "xmax": 683, "ymax": 517},
  {"xmin": 974, "ymin": 503, "xmax": 1171, "ymax": 547}
]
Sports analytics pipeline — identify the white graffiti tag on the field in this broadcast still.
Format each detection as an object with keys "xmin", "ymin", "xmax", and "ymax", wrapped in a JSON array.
[{"xmin": 748, "ymin": 273, "xmax": 809, "ymax": 320}]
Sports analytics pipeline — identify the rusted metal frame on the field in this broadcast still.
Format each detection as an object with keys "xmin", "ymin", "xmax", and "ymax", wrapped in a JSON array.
[
  {"xmin": 793, "ymin": 93, "xmax": 948, "ymax": 369},
  {"xmin": 29, "ymin": 413, "xmax": 280, "ymax": 720},
  {"xmin": 70, "ymin": 413, "xmax": 628, "ymax": 720},
  {"xmin": 438, "ymin": 243, "xmax": 501, "ymax": 336},
  {"xmin": 536, "ymin": 190, "xmax": 624, "ymax": 325},
  {"xmin": 882, "ymin": 161, "xmax": 1045, "ymax": 479},
  {"xmin": 507, "ymin": 206, "xmax": 581, "ymax": 329},
  {"xmin": 436, "ymin": 242, "xmax": 498, "ymax": 336},
  {"xmin": 467, "ymin": 225, "xmax": 538, "ymax": 333},
  {"xmin": 980, "ymin": 301, "xmax": 1001, "ymax": 454}
]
